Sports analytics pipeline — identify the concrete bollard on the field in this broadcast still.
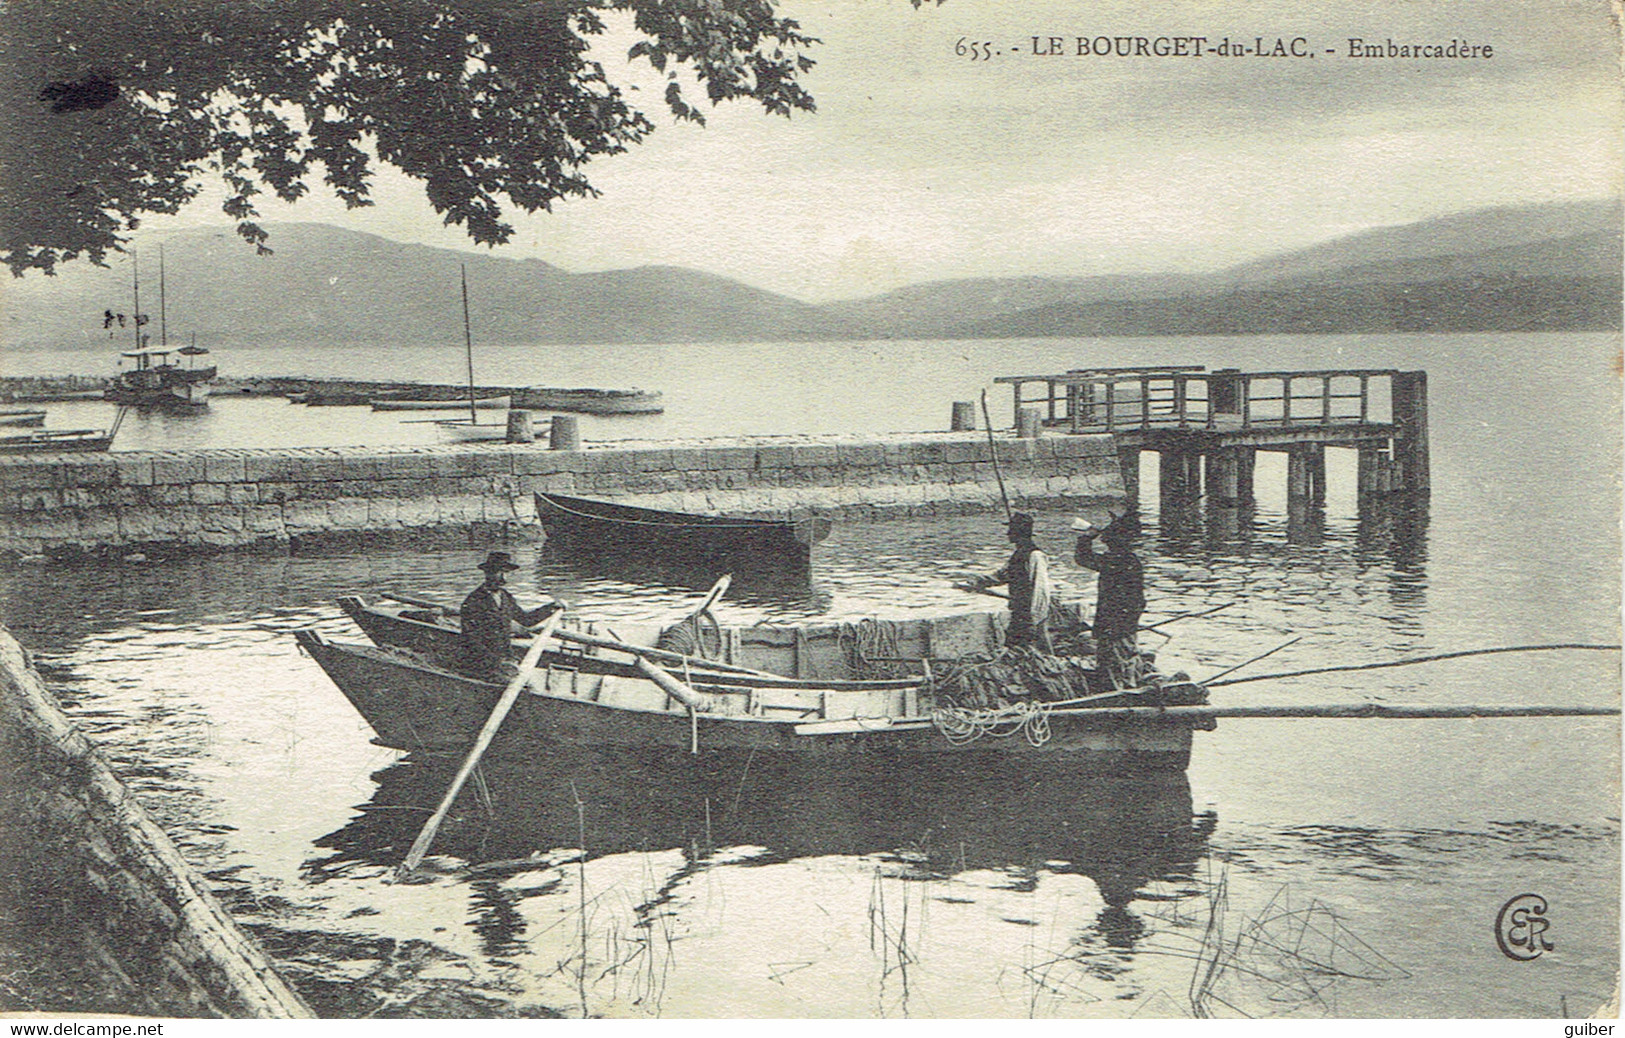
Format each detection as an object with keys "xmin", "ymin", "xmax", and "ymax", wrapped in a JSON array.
[
  {"xmin": 549, "ymin": 413, "xmax": 581, "ymax": 451},
  {"xmin": 950, "ymin": 401, "xmax": 976, "ymax": 431},
  {"xmin": 505, "ymin": 410, "xmax": 534, "ymax": 443},
  {"xmin": 1016, "ymin": 407, "xmax": 1042, "ymax": 438}
]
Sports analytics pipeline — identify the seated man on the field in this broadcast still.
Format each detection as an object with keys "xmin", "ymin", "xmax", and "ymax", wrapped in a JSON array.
[{"xmin": 460, "ymin": 551, "xmax": 562, "ymax": 680}]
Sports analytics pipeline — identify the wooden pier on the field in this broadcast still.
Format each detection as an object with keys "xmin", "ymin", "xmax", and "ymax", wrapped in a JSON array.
[{"xmin": 996, "ymin": 366, "xmax": 1430, "ymax": 522}]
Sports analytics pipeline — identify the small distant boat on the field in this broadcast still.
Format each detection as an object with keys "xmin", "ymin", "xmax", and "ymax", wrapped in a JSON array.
[
  {"xmin": 372, "ymin": 395, "xmax": 510, "ymax": 412},
  {"xmin": 536, "ymin": 491, "xmax": 831, "ymax": 565},
  {"xmin": 0, "ymin": 408, "xmax": 126, "ymax": 454},
  {"xmin": 0, "ymin": 409, "xmax": 46, "ymax": 428},
  {"xmin": 511, "ymin": 386, "xmax": 663, "ymax": 415}
]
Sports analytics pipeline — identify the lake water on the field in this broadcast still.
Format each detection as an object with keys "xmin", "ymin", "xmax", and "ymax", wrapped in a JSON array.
[{"xmin": 0, "ymin": 332, "xmax": 1619, "ymax": 1018}]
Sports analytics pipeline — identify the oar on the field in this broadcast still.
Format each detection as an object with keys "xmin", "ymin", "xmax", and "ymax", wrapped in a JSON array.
[
  {"xmin": 396, "ymin": 611, "xmax": 565, "ymax": 879},
  {"xmin": 694, "ymin": 573, "xmax": 731, "ymax": 615},
  {"xmin": 1141, "ymin": 602, "xmax": 1233, "ymax": 631}
]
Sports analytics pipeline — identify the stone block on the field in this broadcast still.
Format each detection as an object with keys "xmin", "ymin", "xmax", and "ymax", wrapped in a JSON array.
[
  {"xmin": 996, "ymin": 439, "xmax": 1037, "ymax": 464},
  {"xmin": 145, "ymin": 484, "xmax": 191, "ymax": 507},
  {"xmin": 242, "ymin": 505, "xmax": 287, "ymax": 536},
  {"xmin": 202, "ymin": 454, "xmax": 247, "ymax": 484},
  {"xmin": 394, "ymin": 498, "xmax": 439, "ymax": 527},
  {"xmin": 790, "ymin": 444, "xmax": 839, "ymax": 468},
  {"xmin": 837, "ymin": 443, "xmax": 886, "ymax": 468},
  {"xmin": 65, "ymin": 457, "xmax": 120, "ymax": 487},
  {"xmin": 435, "ymin": 495, "xmax": 483, "ymax": 524},
  {"xmin": 115, "ymin": 508, "xmax": 162, "ymax": 541},
  {"xmin": 200, "ymin": 507, "xmax": 247, "ymax": 534},
  {"xmin": 296, "ymin": 452, "xmax": 347, "ymax": 482},
  {"xmin": 427, "ymin": 452, "xmax": 477, "ymax": 479},
  {"xmin": 75, "ymin": 507, "xmax": 122, "ymax": 544},
  {"xmin": 510, "ymin": 451, "xmax": 570, "ymax": 477},
  {"xmin": 258, "ymin": 482, "xmax": 302, "ymax": 504},
  {"xmin": 226, "ymin": 484, "xmax": 259, "ymax": 505},
  {"xmin": 586, "ymin": 450, "xmax": 638, "ymax": 474},
  {"xmin": 282, "ymin": 500, "xmax": 330, "ymax": 535},
  {"xmin": 631, "ymin": 449, "xmax": 675, "ymax": 472},
  {"xmin": 243, "ymin": 453, "xmax": 299, "ymax": 482},
  {"xmin": 667, "ymin": 448, "xmax": 705, "ymax": 473},
  {"xmin": 113, "ymin": 456, "xmax": 155, "ymax": 486},
  {"xmin": 339, "ymin": 453, "xmax": 384, "ymax": 481},
  {"xmin": 328, "ymin": 498, "xmax": 371, "ymax": 529},
  {"xmin": 0, "ymin": 460, "xmax": 58, "ymax": 491},
  {"xmin": 910, "ymin": 441, "xmax": 948, "ymax": 465},
  {"xmin": 755, "ymin": 445, "xmax": 793, "ymax": 468},
  {"xmin": 151, "ymin": 455, "xmax": 206, "ymax": 485},
  {"xmin": 527, "ymin": 473, "xmax": 577, "ymax": 494},
  {"xmin": 469, "ymin": 451, "xmax": 513, "ymax": 476},
  {"xmin": 375, "ymin": 453, "xmax": 437, "ymax": 480},
  {"xmin": 702, "ymin": 446, "xmax": 758, "ymax": 470},
  {"xmin": 190, "ymin": 483, "xmax": 231, "ymax": 505}
]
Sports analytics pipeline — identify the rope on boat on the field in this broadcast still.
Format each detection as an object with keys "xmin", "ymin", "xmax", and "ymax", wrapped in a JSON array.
[
  {"xmin": 1208, "ymin": 642, "xmax": 1623, "ymax": 688},
  {"xmin": 931, "ymin": 701, "xmax": 1053, "ymax": 748},
  {"xmin": 837, "ymin": 619, "xmax": 910, "ymax": 680},
  {"xmin": 657, "ymin": 608, "xmax": 723, "ymax": 661}
]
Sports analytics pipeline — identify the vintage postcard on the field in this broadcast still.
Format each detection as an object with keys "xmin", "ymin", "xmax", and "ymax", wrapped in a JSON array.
[{"xmin": 0, "ymin": 0, "xmax": 1619, "ymax": 1027}]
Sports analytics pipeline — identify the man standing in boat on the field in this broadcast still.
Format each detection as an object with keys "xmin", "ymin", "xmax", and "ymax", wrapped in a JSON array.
[
  {"xmin": 1075, "ymin": 513, "xmax": 1146, "ymax": 689},
  {"xmin": 461, "ymin": 551, "xmax": 562, "ymax": 680},
  {"xmin": 965, "ymin": 511, "xmax": 1055, "ymax": 652}
]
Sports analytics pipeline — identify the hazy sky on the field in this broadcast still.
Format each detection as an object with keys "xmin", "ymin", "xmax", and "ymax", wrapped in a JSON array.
[{"xmin": 143, "ymin": 0, "xmax": 1624, "ymax": 301}]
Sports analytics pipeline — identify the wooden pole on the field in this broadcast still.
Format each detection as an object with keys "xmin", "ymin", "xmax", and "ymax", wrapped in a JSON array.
[
  {"xmin": 979, "ymin": 389, "xmax": 1013, "ymax": 522},
  {"xmin": 1203, "ymin": 635, "xmax": 1302, "ymax": 684},
  {"xmin": 634, "ymin": 656, "xmax": 712, "ymax": 713},
  {"xmin": 1040, "ymin": 702, "xmax": 1620, "ymax": 721},
  {"xmin": 397, "ymin": 611, "xmax": 565, "ymax": 878},
  {"xmin": 460, "ymin": 264, "xmax": 477, "ymax": 425}
]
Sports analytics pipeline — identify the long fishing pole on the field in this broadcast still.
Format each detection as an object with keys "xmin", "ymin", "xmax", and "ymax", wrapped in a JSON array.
[
  {"xmin": 979, "ymin": 389, "xmax": 1012, "ymax": 522},
  {"xmin": 1208, "ymin": 642, "xmax": 1621, "ymax": 688}
]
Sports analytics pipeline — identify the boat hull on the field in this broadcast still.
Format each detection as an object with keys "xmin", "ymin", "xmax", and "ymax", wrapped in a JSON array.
[
  {"xmin": 0, "ymin": 430, "xmax": 114, "ymax": 453},
  {"xmin": 536, "ymin": 492, "xmax": 830, "ymax": 568},
  {"xmin": 294, "ymin": 631, "xmax": 1200, "ymax": 769},
  {"xmin": 0, "ymin": 411, "xmax": 46, "ymax": 428},
  {"xmin": 372, "ymin": 395, "xmax": 510, "ymax": 411}
]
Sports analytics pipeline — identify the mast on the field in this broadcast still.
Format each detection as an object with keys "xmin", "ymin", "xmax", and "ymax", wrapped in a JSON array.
[
  {"xmin": 158, "ymin": 242, "xmax": 168, "ymax": 349},
  {"xmin": 461, "ymin": 264, "xmax": 477, "ymax": 425},
  {"xmin": 131, "ymin": 249, "xmax": 142, "ymax": 360}
]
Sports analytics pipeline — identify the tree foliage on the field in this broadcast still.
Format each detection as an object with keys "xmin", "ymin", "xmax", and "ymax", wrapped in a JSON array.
[{"xmin": 0, "ymin": 0, "xmax": 818, "ymax": 275}]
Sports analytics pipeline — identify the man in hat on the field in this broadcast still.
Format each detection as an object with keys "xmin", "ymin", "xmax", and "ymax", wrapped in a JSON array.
[
  {"xmin": 965, "ymin": 511, "xmax": 1054, "ymax": 652},
  {"xmin": 460, "ymin": 551, "xmax": 562, "ymax": 680},
  {"xmin": 1075, "ymin": 513, "xmax": 1146, "ymax": 688}
]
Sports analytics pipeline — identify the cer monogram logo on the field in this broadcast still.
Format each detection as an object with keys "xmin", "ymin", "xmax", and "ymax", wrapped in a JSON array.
[{"xmin": 1495, "ymin": 893, "xmax": 1555, "ymax": 961}]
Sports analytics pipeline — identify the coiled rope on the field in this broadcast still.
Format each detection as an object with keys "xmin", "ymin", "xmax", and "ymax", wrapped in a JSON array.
[
  {"xmin": 837, "ymin": 618, "xmax": 909, "ymax": 680},
  {"xmin": 657, "ymin": 608, "xmax": 723, "ymax": 661},
  {"xmin": 931, "ymin": 701, "xmax": 1053, "ymax": 747}
]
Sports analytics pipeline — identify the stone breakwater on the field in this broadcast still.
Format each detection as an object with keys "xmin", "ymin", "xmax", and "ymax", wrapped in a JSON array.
[
  {"xmin": 0, "ymin": 431, "xmax": 1125, "ymax": 557},
  {"xmin": 0, "ymin": 626, "xmax": 313, "ymax": 1016}
]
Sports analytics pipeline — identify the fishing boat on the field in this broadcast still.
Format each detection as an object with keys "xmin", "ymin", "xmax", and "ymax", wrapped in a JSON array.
[
  {"xmin": 509, "ymin": 386, "xmax": 663, "ymax": 415},
  {"xmin": 535, "ymin": 492, "xmax": 832, "ymax": 566},
  {"xmin": 107, "ymin": 346, "xmax": 215, "ymax": 407},
  {"xmin": 371, "ymin": 395, "xmax": 510, "ymax": 412},
  {"xmin": 105, "ymin": 246, "xmax": 215, "ymax": 408},
  {"xmin": 297, "ymin": 592, "xmax": 1210, "ymax": 769},
  {"xmin": 0, "ymin": 409, "xmax": 46, "ymax": 428}
]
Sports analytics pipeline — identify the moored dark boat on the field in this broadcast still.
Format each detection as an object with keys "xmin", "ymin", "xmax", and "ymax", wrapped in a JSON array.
[{"xmin": 535, "ymin": 491, "xmax": 831, "ymax": 567}]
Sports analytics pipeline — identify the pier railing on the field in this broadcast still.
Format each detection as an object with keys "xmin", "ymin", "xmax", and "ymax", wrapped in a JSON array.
[{"xmin": 996, "ymin": 368, "xmax": 1398, "ymax": 433}]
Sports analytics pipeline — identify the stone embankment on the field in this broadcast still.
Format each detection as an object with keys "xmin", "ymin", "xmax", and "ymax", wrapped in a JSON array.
[
  {"xmin": 0, "ymin": 626, "xmax": 313, "ymax": 1017},
  {"xmin": 0, "ymin": 431, "xmax": 1124, "ymax": 557}
]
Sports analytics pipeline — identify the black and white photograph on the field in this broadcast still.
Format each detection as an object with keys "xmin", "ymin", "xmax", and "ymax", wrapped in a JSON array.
[{"xmin": 0, "ymin": 0, "xmax": 1619, "ymax": 1023}]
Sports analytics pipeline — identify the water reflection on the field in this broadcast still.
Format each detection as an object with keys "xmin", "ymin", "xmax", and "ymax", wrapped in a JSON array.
[{"xmin": 310, "ymin": 748, "xmax": 1215, "ymax": 950}]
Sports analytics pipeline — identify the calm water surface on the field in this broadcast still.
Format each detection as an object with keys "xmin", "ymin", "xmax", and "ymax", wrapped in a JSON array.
[{"xmin": 0, "ymin": 332, "xmax": 1618, "ymax": 1018}]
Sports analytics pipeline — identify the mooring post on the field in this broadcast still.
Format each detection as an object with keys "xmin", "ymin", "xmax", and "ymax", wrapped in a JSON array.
[
  {"xmin": 1118, "ymin": 446, "xmax": 1141, "ymax": 508},
  {"xmin": 1209, "ymin": 368, "xmax": 1242, "ymax": 422},
  {"xmin": 1307, "ymin": 443, "xmax": 1326, "ymax": 507},
  {"xmin": 1205, "ymin": 449, "xmax": 1241, "ymax": 506},
  {"xmin": 1236, "ymin": 447, "xmax": 1256, "ymax": 508},
  {"xmin": 950, "ymin": 400, "xmax": 976, "ymax": 431},
  {"xmin": 1392, "ymin": 370, "xmax": 1430, "ymax": 495},
  {"xmin": 505, "ymin": 409, "xmax": 534, "ymax": 443},
  {"xmin": 1159, "ymin": 449, "xmax": 1201, "ymax": 505},
  {"xmin": 549, "ymin": 414, "xmax": 581, "ymax": 451},
  {"xmin": 1015, "ymin": 407, "xmax": 1042, "ymax": 438}
]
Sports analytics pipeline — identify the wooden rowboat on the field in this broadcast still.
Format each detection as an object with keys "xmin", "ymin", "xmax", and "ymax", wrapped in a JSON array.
[
  {"xmin": 0, "ymin": 409, "xmax": 46, "ymax": 428},
  {"xmin": 293, "ymin": 626, "xmax": 1208, "ymax": 768},
  {"xmin": 303, "ymin": 593, "xmax": 1208, "ymax": 768},
  {"xmin": 0, "ymin": 427, "xmax": 117, "ymax": 454},
  {"xmin": 535, "ymin": 492, "xmax": 832, "ymax": 566}
]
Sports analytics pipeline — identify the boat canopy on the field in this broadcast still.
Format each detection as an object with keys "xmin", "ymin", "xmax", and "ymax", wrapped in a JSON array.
[
  {"xmin": 178, "ymin": 345, "xmax": 209, "ymax": 356},
  {"xmin": 120, "ymin": 347, "xmax": 175, "ymax": 358}
]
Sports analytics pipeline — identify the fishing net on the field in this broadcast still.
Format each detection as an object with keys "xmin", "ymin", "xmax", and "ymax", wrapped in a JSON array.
[
  {"xmin": 656, "ymin": 609, "xmax": 722, "ymax": 660},
  {"xmin": 836, "ymin": 619, "xmax": 912, "ymax": 680},
  {"xmin": 932, "ymin": 646, "xmax": 1096, "ymax": 709}
]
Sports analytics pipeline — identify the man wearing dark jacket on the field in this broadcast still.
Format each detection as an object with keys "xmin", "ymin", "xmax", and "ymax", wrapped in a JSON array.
[
  {"xmin": 460, "ymin": 551, "xmax": 561, "ymax": 679},
  {"xmin": 1075, "ymin": 514, "xmax": 1146, "ymax": 688}
]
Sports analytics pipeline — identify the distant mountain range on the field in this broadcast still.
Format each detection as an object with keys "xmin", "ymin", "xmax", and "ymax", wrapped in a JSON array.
[{"xmin": 4, "ymin": 199, "xmax": 1619, "ymax": 350}]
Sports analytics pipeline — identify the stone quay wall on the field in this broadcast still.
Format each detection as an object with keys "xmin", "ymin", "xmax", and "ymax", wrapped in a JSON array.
[
  {"xmin": 0, "ymin": 432, "xmax": 1125, "ymax": 557},
  {"xmin": 0, "ymin": 627, "xmax": 313, "ymax": 1017}
]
